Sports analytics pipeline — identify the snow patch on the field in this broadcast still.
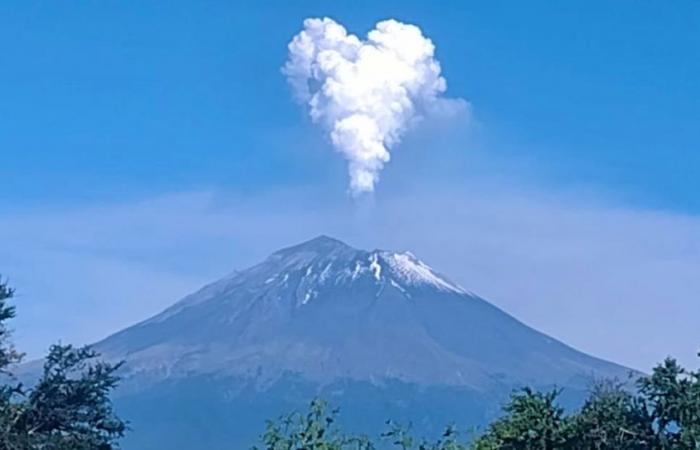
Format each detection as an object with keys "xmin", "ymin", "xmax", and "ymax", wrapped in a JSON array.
[
  {"xmin": 369, "ymin": 253, "xmax": 382, "ymax": 281},
  {"xmin": 382, "ymin": 252, "xmax": 464, "ymax": 293},
  {"xmin": 351, "ymin": 261, "xmax": 363, "ymax": 280},
  {"xmin": 302, "ymin": 290, "xmax": 317, "ymax": 305},
  {"xmin": 319, "ymin": 263, "xmax": 333, "ymax": 282},
  {"xmin": 389, "ymin": 279, "xmax": 407, "ymax": 295}
]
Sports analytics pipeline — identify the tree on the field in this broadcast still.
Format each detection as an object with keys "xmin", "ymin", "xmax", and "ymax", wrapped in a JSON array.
[
  {"xmin": 566, "ymin": 380, "xmax": 653, "ymax": 450},
  {"xmin": 254, "ymin": 400, "xmax": 472, "ymax": 450},
  {"xmin": 471, "ymin": 388, "xmax": 568, "ymax": 450},
  {"xmin": 471, "ymin": 360, "xmax": 700, "ymax": 450},
  {"xmin": 638, "ymin": 357, "xmax": 700, "ymax": 450},
  {"xmin": 0, "ymin": 280, "xmax": 22, "ymax": 372},
  {"xmin": 0, "ymin": 278, "xmax": 126, "ymax": 449},
  {"xmin": 254, "ymin": 398, "xmax": 374, "ymax": 450},
  {"xmin": 256, "ymin": 357, "xmax": 700, "ymax": 450}
]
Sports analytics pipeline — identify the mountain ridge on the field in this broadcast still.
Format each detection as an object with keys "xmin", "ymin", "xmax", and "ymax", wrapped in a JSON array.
[{"xmin": 95, "ymin": 235, "xmax": 630, "ymax": 388}]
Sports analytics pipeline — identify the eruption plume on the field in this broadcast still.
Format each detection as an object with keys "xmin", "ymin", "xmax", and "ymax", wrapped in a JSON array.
[{"xmin": 284, "ymin": 18, "xmax": 465, "ymax": 195}]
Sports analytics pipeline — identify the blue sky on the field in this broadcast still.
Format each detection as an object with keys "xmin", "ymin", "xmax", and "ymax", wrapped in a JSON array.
[{"xmin": 1, "ymin": 1, "xmax": 699, "ymax": 370}]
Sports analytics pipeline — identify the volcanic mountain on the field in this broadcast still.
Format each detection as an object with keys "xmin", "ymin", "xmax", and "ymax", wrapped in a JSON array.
[{"xmin": 90, "ymin": 236, "xmax": 631, "ymax": 449}]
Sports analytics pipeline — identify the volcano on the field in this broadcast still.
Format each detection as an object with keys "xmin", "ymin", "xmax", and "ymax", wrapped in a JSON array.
[{"xmin": 88, "ymin": 236, "xmax": 631, "ymax": 449}]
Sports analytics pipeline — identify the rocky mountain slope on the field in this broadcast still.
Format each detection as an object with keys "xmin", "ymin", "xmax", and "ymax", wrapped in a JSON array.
[{"xmin": 89, "ymin": 236, "xmax": 632, "ymax": 449}]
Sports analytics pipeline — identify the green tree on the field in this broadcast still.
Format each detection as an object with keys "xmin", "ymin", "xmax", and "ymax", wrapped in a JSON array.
[
  {"xmin": 471, "ymin": 359, "xmax": 700, "ymax": 450},
  {"xmin": 0, "ymin": 280, "xmax": 22, "ymax": 371},
  {"xmin": 254, "ymin": 398, "xmax": 374, "ymax": 450},
  {"xmin": 0, "ymin": 278, "xmax": 126, "ymax": 449},
  {"xmin": 471, "ymin": 388, "xmax": 568, "ymax": 450},
  {"xmin": 255, "ymin": 400, "xmax": 472, "ymax": 450},
  {"xmin": 255, "ymin": 357, "xmax": 700, "ymax": 450},
  {"xmin": 638, "ymin": 357, "xmax": 700, "ymax": 450},
  {"xmin": 566, "ymin": 380, "xmax": 653, "ymax": 450}
]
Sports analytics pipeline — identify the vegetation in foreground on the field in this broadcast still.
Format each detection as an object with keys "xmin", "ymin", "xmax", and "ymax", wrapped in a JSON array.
[
  {"xmin": 256, "ymin": 357, "xmax": 700, "ymax": 450},
  {"xmin": 255, "ymin": 362, "xmax": 700, "ymax": 449},
  {"xmin": 0, "ymin": 279, "xmax": 125, "ymax": 449}
]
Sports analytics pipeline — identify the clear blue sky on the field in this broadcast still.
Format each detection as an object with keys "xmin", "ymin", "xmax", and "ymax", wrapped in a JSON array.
[
  {"xmin": 1, "ymin": 1, "xmax": 699, "ymax": 370},
  {"xmin": 2, "ymin": 0, "xmax": 698, "ymax": 210}
]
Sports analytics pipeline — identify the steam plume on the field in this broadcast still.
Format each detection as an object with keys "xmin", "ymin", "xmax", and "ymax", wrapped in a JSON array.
[{"xmin": 284, "ymin": 18, "xmax": 465, "ymax": 195}]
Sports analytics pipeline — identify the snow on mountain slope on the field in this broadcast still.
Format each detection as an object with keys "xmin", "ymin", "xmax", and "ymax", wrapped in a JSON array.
[
  {"xmin": 95, "ymin": 235, "xmax": 631, "ymax": 390},
  {"xmin": 61, "ymin": 235, "xmax": 642, "ymax": 450}
]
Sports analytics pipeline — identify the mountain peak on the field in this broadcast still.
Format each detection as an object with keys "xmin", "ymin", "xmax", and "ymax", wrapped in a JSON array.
[
  {"xmin": 89, "ymin": 236, "xmax": 634, "ymax": 449},
  {"xmin": 272, "ymin": 235, "xmax": 353, "ymax": 256},
  {"xmin": 95, "ymin": 234, "xmax": 633, "ymax": 420},
  {"xmin": 266, "ymin": 236, "xmax": 359, "ymax": 270},
  {"xmin": 262, "ymin": 237, "xmax": 468, "ymax": 297},
  {"xmin": 303, "ymin": 235, "xmax": 351, "ymax": 249}
]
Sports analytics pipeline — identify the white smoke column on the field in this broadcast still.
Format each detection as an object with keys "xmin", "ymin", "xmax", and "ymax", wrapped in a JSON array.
[{"xmin": 284, "ymin": 18, "xmax": 466, "ymax": 195}]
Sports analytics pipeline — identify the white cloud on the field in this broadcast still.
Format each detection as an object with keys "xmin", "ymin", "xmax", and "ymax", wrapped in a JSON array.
[{"xmin": 284, "ymin": 18, "xmax": 467, "ymax": 195}]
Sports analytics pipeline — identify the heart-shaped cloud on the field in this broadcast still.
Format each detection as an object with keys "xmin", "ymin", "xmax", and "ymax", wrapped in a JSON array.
[{"xmin": 284, "ymin": 18, "xmax": 466, "ymax": 195}]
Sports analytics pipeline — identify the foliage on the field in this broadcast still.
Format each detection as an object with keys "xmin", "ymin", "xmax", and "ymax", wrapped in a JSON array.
[
  {"xmin": 0, "ymin": 279, "xmax": 22, "ymax": 372},
  {"xmin": 638, "ymin": 357, "xmax": 700, "ymax": 449},
  {"xmin": 258, "ymin": 357, "xmax": 700, "ymax": 450},
  {"xmin": 566, "ymin": 380, "xmax": 653, "ymax": 450},
  {"xmin": 471, "ymin": 388, "xmax": 567, "ymax": 450},
  {"xmin": 0, "ymin": 277, "xmax": 126, "ymax": 449},
  {"xmin": 469, "ymin": 360, "xmax": 700, "ymax": 450},
  {"xmin": 255, "ymin": 399, "xmax": 473, "ymax": 450},
  {"xmin": 255, "ymin": 399, "xmax": 474, "ymax": 450},
  {"xmin": 253, "ymin": 398, "xmax": 374, "ymax": 450}
]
